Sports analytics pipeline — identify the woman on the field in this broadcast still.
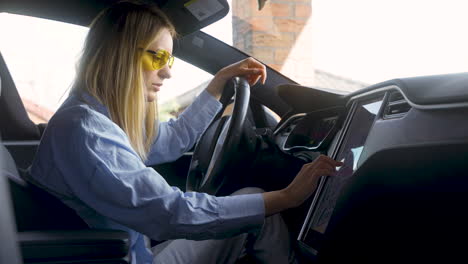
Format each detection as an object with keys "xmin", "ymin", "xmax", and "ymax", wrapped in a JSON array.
[{"xmin": 28, "ymin": 1, "xmax": 342, "ymax": 263}]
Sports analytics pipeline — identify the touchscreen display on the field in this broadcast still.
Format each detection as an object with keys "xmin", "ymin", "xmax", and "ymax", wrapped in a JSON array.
[{"xmin": 307, "ymin": 97, "xmax": 383, "ymax": 235}]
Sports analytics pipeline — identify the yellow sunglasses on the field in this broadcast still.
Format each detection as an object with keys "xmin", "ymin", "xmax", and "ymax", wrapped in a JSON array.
[{"xmin": 141, "ymin": 49, "xmax": 174, "ymax": 71}]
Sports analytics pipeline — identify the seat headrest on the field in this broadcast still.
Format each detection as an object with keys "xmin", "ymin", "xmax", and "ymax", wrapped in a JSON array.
[{"xmin": 0, "ymin": 53, "xmax": 40, "ymax": 140}]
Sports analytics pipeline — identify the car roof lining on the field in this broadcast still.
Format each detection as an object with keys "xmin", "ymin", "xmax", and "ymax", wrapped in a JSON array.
[{"xmin": 0, "ymin": 0, "xmax": 229, "ymax": 36}]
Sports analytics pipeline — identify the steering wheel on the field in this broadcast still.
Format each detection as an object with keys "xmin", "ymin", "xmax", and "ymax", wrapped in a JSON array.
[{"xmin": 186, "ymin": 77, "xmax": 250, "ymax": 195}]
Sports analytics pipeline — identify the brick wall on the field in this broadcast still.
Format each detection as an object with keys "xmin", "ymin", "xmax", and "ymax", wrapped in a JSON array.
[{"xmin": 232, "ymin": 0, "xmax": 314, "ymax": 84}]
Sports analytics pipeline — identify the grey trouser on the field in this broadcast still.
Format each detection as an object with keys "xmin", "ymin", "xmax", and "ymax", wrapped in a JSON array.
[{"xmin": 152, "ymin": 187, "xmax": 296, "ymax": 264}]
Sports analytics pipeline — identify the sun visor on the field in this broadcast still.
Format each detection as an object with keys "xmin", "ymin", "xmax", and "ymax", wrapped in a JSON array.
[{"xmin": 163, "ymin": 0, "xmax": 229, "ymax": 35}]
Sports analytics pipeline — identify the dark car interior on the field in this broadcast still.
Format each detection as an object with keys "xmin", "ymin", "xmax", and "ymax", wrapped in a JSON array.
[{"xmin": 2, "ymin": 0, "xmax": 468, "ymax": 263}]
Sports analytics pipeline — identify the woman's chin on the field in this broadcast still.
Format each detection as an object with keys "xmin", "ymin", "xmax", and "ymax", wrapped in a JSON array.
[{"xmin": 146, "ymin": 93, "xmax": 157, "ymax": 102}]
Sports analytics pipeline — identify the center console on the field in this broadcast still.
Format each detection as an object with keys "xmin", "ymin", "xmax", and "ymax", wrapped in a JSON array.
[{"xmin": 297, "ymin": 95, "xmax": 384, "ymax": 254}]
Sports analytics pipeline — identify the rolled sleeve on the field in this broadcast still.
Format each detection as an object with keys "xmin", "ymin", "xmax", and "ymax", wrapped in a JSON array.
[{"xmin": 216, "ymin": 193, "xmax": 265, "ymax": 237}]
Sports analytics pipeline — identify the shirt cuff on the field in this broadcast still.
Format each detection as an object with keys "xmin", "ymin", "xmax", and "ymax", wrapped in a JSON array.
[
  {"xmin": 177, "ymin": 89, "xmax": 222, "ymax": 131},
  {"xmin": 215, "ymin": 193, "xmax": 265, "ymax": 236},
  {"xmin": 198, "ymin": 89, "xmax": 222, "ymax": 114}
]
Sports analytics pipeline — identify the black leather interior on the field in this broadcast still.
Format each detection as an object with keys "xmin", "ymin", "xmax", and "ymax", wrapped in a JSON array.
[
  {"xmin": 0, "ymin": 167, "xmax": 22, "ymax": 264},
  {"xmin": 1, "ymin": 139, "xmax": 131, "ymax": 263},
  {"xmin": 9, "ymin": 168, "xmax": 88, "ymax": 231},
  {"xmin": 19, "ymin": 230, "xmax": 129, "ymax": 264},
  {"xmin": 0, "ymin": 75, "xmax": 23, "ymax": 264},
  {"xmin": 318, "ymin": 143, "xmax": 468, "ymax": 263}
]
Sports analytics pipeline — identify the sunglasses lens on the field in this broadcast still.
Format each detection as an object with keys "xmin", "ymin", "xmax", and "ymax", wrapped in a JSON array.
[
  {"xmin": 152, "ymin": 60, "xmax": 163, "ymax": 70},
  {"xmin": 142, "ymin": 50, "xmax": 174, "ymax": 71},
  {"xmin": 168, "ymin": 56, "xmax": 174, "ymax": 68},
  {"xmin": 142, "ymin": 52, "xmax": 156, "ymax": 71},
  {"xmin": 151, "ymin": 50, "xmax": 163, "ymax": 69}
]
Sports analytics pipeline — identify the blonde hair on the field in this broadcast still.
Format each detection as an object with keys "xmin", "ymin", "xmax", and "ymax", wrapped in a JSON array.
[{"xmin": 73, "ymin": 1, "xmax": 176, "ymax": 161}]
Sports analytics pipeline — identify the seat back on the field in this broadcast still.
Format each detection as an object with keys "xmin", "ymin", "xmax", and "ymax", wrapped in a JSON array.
[
  {"xmin": 0, "ymin": 58, "xmax": 86, "ymax": 231},
  {"xmin": 0, "ymin": 53, "xmax": 41, "ymax": 140},
  {"xmin": 0, "ymin": 72, "xmax": 23, "ymax": 264},
  {"xmin": 1, "ymin": 67, "xmax": 129, "ymax": 264},
  {"xmin": 1, "ymin": 135, "xmax": 87, "ymax": 232},
  {"xmin": 1, "ymin": 140, "xmax": 129, "ymax": 263}
]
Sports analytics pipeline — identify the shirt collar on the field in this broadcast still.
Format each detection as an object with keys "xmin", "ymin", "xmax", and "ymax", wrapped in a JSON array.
[{"xmin": 72, "ymin": 91, "xmax": 110, "ymax": 118}]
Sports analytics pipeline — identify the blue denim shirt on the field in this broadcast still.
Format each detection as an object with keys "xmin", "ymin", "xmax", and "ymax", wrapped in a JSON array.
[{"xmin": 28, "ymin": 90, "xmax": 265, "ymax": 264}]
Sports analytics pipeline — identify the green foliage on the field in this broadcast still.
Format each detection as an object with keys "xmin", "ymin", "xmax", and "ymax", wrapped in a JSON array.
[{"xmin": 158, "ymin": 99, "xmax": 181, "ymax": 122}]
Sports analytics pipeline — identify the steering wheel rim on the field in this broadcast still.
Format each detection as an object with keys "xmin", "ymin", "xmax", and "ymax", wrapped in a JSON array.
[{"xmin": 186, "ymin": 77, "xmax": 250, "ymax": 194}]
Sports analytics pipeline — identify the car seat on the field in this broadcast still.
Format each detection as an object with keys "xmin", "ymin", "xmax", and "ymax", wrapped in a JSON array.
[{"xmin": 0, "ymin": 59, "xmax": 130, "ymax": 264}]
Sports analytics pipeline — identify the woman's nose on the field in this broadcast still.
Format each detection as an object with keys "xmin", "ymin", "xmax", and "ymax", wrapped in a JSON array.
[{"xmin": 158, "ymin": 64, "xmax": 172, "ymax": 79}]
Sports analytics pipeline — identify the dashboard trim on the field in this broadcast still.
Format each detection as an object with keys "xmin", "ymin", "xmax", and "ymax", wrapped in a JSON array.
[
  {"xmin": 275, "ymin": 107, "xmax": 345, "ymax": 153},
  {"xmin": 272, "ymin": 113, "xmax": 306, "ymax": 136},
  {"xmin": 351, "ymin": 85, "xmax": 468, "ymax": 109},
  {"xmin": 282, "ymin": 116, "xmax": 339, "ymax": 152}
]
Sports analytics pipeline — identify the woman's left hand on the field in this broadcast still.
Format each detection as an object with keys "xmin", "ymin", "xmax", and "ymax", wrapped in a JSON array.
[{"xmin": 206, "ymin": 57, "xmax": 267, "ymax": 100}]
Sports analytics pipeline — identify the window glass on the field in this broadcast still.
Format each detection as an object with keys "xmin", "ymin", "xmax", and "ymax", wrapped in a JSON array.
[
  {"xmin": 158, "ymin": 59, "xmax": 212, "ymax": 122},
  {"xmin": 0, "ymin": 13, "xmax": 212, "ymax": 123},
  {"xmin": 0, "ymin": 13, "xmax": 87, "ymax": 123},
  {"xmin": 204, "ymin": 0, "xmax": 468, "ymax": 93}
]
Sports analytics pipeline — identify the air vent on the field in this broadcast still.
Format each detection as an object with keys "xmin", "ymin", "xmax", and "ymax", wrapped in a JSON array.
[{"xmin": 384, "ymin": 91, "xmax": 411, "ymax": 119}]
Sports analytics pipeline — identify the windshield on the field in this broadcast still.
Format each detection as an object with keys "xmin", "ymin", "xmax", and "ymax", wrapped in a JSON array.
[{"xmin": 204, "ymin": 0, "xmax": 468, "ymax": 93}]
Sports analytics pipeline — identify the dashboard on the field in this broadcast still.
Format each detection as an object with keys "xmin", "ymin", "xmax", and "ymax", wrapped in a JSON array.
[
  {"xmin": 274, "ymin": 89, "xmax": 400, "ymax": 254},
  {"xmin": 274, "ymin": 73, "xmax": 468, "ymax": 261}
]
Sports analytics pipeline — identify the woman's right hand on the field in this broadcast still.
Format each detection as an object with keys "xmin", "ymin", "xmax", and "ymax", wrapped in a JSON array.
[
  {"xmin": 262, "ymin": 155, "xmax": 343, "ymax": 216},
  {"xmin": 284, "ymin": 155, "xmax": 343, "ymax": 207}
]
